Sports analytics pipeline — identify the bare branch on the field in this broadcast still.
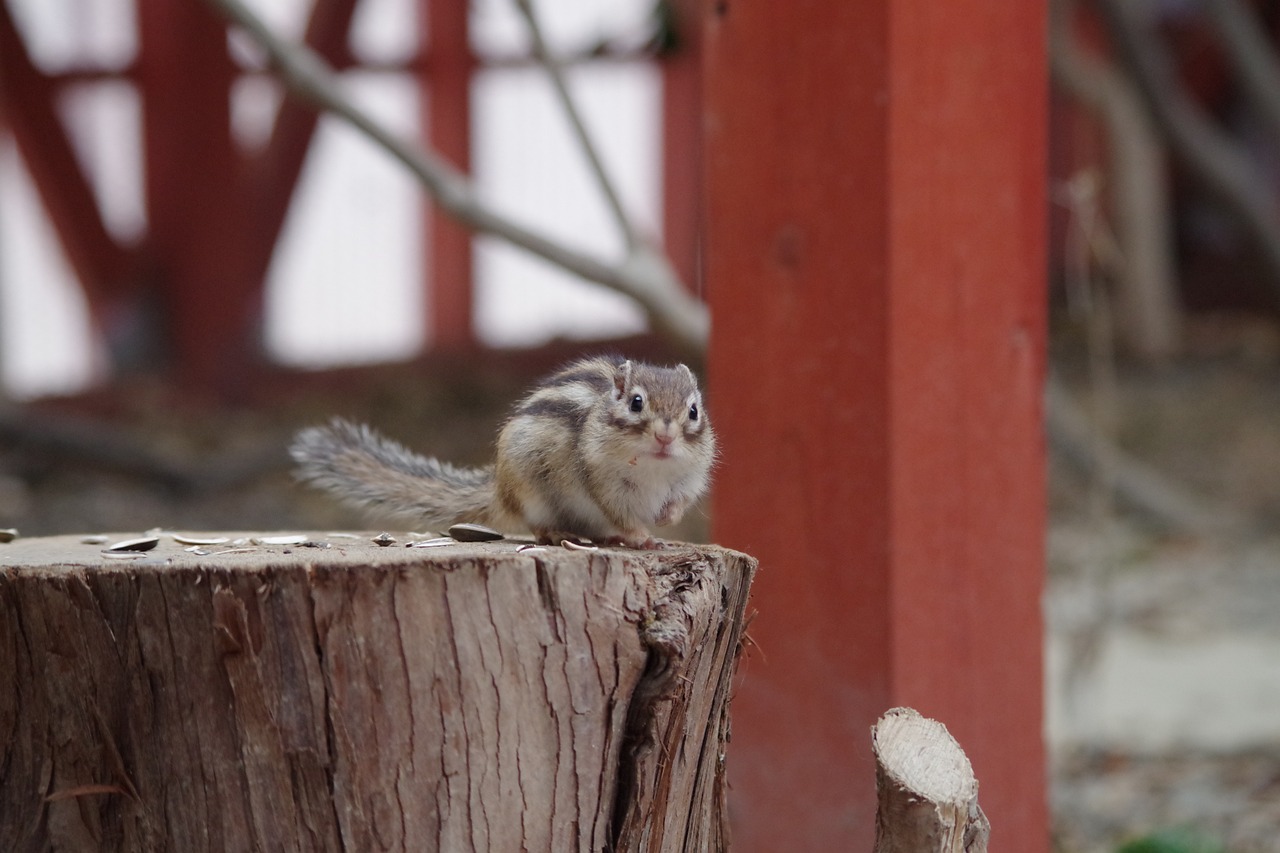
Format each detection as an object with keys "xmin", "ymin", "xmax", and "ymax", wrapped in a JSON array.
[
  {"xmin": 1093, "ymin": 0, "xmax": 1280, "ymax": 300},
  {"xmin": 199, "ymin": 0, "xmax": 709, "ymax": 356},
  {"xmin": 513, "ymin": 0, "xmax": 641, "ymax": 253}
]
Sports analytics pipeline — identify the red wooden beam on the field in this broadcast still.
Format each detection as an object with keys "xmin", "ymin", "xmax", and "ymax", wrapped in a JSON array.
[
  {"xmin": 704, "ymin": 1, "xmax": 1047, "ymax": 849},
  {"xmin": 423, "ymin": 0, "xmax": 475, "ymax": 350},
  {"xmin": 0, "ymin": 4, "xmax": 136, "ymax": 314}
]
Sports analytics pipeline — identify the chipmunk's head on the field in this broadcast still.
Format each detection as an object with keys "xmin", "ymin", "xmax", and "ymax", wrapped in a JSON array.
[{"xmin": 607, "ymin": 360, "xmax": 713, "ymax": 464}]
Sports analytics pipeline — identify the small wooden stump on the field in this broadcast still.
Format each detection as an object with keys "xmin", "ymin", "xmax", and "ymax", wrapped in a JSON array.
[
  {"xmin": 872, "ymin": 707, "xmax": 990, "ymax": 853},
  {"xmin": 0, "ymin": 533, "xmax": 756, "ymax": 852}
]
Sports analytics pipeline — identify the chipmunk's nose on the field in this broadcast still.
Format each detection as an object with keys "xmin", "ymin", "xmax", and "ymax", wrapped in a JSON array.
[
  {"xmin": 654, "ymin": 423, "xmax": 676, "ymax": 446},
  {"xmin": 655, "ymin": 431, "xmax": 675, "ymax": 446}
]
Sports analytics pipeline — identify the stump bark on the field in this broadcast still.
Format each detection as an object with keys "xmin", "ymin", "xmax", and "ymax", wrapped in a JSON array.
[
  {"xmin": 0, "ymin": 533, "xmax": 756, "ymax": 852},
  {"xmin": 872, "ymin": 707, "xmax": 990, "ymax": 853}
]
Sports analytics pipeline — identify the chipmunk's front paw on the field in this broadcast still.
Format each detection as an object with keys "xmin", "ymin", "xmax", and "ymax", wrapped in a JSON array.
[
  {"xmin": 534, "ymin": 528, "xmax": 589, "ymax": 547},
  {"xmin": 655, "ymin": 496, "xmax": 692, "ymax": 528},
  {"xmin": 600, "ymin": 531, "xmax": 660, "ymax": 550}
]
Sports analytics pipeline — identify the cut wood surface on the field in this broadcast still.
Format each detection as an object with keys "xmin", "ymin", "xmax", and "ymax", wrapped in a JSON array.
[
  {"xmin": 0, "ymin": 532, "xmax": 756, "ymax": 852},
  {"xmin": 872, "ymin": 707, "xmax": 990, "ymax": 853}
]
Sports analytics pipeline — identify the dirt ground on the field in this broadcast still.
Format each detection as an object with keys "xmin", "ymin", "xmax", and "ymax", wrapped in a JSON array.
[
  {"xmin": 3, "ymin": 342, "xmax": 1279, "ymax": 851},
  {"xmin": 1048, "ymin": 327, "xmax": 1280, "ymax": 852}
]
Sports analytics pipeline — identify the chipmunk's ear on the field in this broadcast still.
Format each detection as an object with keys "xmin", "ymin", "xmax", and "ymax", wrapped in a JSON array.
[
  {"xmin": 613, "ymin": 360, "xmax": 633, "ymax": 400},
  {"xmin": 676, "ymin": 363, "xmax": 696, "ymax": 385}
]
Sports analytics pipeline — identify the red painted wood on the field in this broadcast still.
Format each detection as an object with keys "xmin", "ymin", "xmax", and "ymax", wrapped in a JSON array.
[
  {"xmin": 704, "ymin": 1, "xmax": 1047, "ymax": 849},
  {"xmin": 423, "ymin": 0, "xmax": 475, "ymax": 350},
  {"xmin": 660, "ymin": 0, "xmax": 703, "ymax": 292},
  {"xmin": 141, "ymin": 0, "xmax": 360, "ymax": 390},
  {"xmin": 0, "ymin": 5, "xmax": 135, "ymax": 315},
  {"xmin": 4, "ymin": 0, "xmax": 361, "ymax": 392},
  {"xmin": 137, "ymin": 0, "xmax": 252, "ymax": 388}
]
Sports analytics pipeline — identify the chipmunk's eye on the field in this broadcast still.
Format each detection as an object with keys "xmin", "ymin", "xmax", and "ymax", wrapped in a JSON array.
[
  {"xmin": 629, "ymin": 394, "xmax": 645, "ymax": 413},
  {"xmin": 689, "ymin": 403, "xmax": 699, "ymax": 421}
]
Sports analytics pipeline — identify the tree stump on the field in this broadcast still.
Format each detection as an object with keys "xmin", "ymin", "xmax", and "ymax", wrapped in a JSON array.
[
  {"xmin": 0, "ymin": 533, "xmax": 756, "ymax": 852},
  {"xmin": 872, "ymin": 707, "xmax": 990, "ymax": 853}
]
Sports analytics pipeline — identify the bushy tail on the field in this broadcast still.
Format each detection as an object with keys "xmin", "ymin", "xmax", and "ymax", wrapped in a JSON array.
[{"xmin": 290, "ymin": 418, "xmax": 496, "ymax": 529}]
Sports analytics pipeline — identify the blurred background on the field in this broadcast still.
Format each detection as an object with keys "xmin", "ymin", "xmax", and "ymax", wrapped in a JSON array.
[{"xmin": 2, "ymin": 0, "xmax": 1280, "ymax": 850}]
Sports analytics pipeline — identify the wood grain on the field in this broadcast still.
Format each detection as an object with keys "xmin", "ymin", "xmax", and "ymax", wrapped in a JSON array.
[
  {"xmin": 872, "ymin": 707, "xmax": 990, "ymax": 853},
  {"xmin": 0, "ymin": 533, "xmax": 755, "ymax": 852}
]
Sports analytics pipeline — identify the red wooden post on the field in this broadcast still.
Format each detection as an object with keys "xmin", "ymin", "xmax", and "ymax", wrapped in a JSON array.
[
  {"xmin": 423, "ymin": 0, "xmax": 475, "ymax": 350},
  {"xmin": 661, "ymin": 0, "xmax": 703, "ymax": 292},
  {"xmin": 704, "ymin": 1, "xmax": 1047, "ymax": 850},
  {"xmin": 137, "ymin": 0, "xmax": 252, "ymax": 389}
]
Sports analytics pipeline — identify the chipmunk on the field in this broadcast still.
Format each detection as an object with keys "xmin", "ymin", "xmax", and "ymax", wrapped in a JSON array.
[{"xmin": 290, "ymin": 355, "xmax": 716, "ymax": 548}]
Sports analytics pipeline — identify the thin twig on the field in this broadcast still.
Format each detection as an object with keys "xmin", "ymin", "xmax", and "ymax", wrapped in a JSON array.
[
  {"xmin": 513, "ymin": 0, "xmax": 641, "ymax": 252},
  {"xmin": 1056, "ymin": 169, "xmax": 1122, "ymax": 702},
  {"xmin": 200, "ymin": 0, "xmax": 709, "ymax": 356}
]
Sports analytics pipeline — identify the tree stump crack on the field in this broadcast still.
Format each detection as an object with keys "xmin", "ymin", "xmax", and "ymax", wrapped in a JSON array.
[
  {"xmin": 388, "ymin": 574, "xmax": 416, "ymax": 851},
  {"xmin": 306, "ymin": 579, "xmax": 346, "ymax": 853}
]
